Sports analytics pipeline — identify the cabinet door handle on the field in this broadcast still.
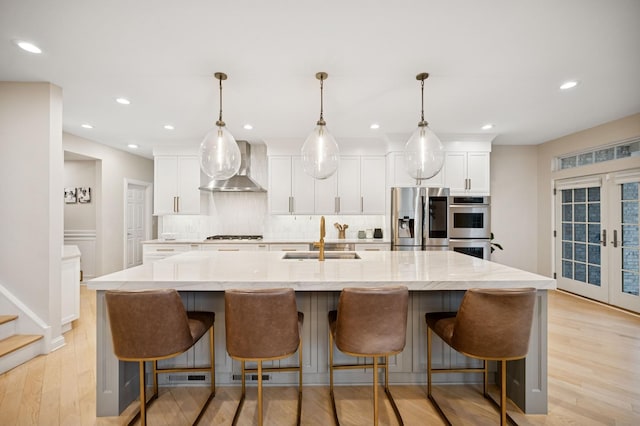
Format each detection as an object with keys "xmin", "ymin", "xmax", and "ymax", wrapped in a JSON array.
[
  {"xmin": 176, "ymin": 196, "xmax": 180, "ymax": 212},
  {"xmin": 157, "ymin": 248, "xmax": 175, "ymax": 252},
  {"xmin": 335, "ymin": 197, "xmax": 340, "ymax": 213},
  {"xmin": 360, "ymin": 196, "xmax": 364, "ymax": 213},
  {"xmin": 601, "ymin": 229, "xmax": 607, "ymax": 247},
  {"xmin": 288, "ymin": 196, "xmax": 294, "ymax": 213},
  {"xmin": 173, "ymin": 196, "xmax": 177, "ymax": 212},
  {"xmin": 611, "ymin": 230, "xmax": 618, "ymax": 248}
]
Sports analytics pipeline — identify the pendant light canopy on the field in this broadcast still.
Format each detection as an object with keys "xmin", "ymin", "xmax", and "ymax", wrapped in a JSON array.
[
  {"xmin": 200, "ymin": 72, "xmax": 241, "ymax": 180},
  {"xmin": 404, "ymin": 73, "xmax": 444, "ymax": 181},
  {"xmin": 301, "ymin": 72, "xmax": 340, "ymax": 180}
]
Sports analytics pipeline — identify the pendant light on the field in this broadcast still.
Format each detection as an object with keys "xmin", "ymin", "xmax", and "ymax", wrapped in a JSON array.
[
  {"xmin": 199, "ymin": 72, "xmax": 241, "ymax": 180},
  {"xmin": 301, "ymin": 72, "xmax": 340, "ymax": 180},
  {"xmin": 404, "ymin": 73, "xmax": 444, "ymax": 181}
]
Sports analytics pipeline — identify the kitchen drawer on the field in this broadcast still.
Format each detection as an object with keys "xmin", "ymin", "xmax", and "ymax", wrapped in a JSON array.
[
  {"xmin": 355, "ymin": 243, "xmax": 390, "ymax": 251},
  {"xmin": 142, "ymin": 243, "xmax": 200, "ymax": 264},
  {"xmin": 202, "ymin": 243, "xmax": 268, "ymax": 251},
  {"xmin": 268, "ymin": 243, "xmax": 310, "ymax": 252}
]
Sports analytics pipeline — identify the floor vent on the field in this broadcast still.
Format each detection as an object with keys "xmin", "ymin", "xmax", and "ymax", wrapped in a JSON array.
[
  {"xmin": 168, "ymin": 374, "xmax": 208, "ymax": 382},
  {"xmin": 232, "ymin": 374, "xmax": 270, "ymax": 381}
]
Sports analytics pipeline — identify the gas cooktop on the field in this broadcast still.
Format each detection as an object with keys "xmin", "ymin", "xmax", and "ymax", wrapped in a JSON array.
[{"xmin": 206, "ymin": 235, "xmax": 263, "ymax": 241}]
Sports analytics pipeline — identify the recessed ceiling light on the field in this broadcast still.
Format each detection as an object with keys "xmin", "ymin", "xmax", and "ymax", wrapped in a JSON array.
[
  {"xmin": 15, "ymin": 41, "xmax": 42, "ymax": 54},
  {"xmin": 81, "ymin": 123, "xmax": 94, "ymax": 129},
  {"xmin": 481, "ymin": 124, "xmax": 494, "ymax": 130},
  {"xmin": 370, "ymin": 123, "xmax": 380, "ymax": 130},
  {"xmin": 243, "ymin": 124, "xmax": 253, "ymax": 130},
  {"xmin": 164, "ymin": 124, "xmax": 175, "ymax": 130},
  {"xmin": 115, "ymin": 97, "xmax": 131, "ymax": 105},
  {"xmin": 127, "ymin": 144, "xmax": 138, "ymax": 149},
  {"xmin": 560, "ymin": 81, "xmax": 578, "ymax": 90}
]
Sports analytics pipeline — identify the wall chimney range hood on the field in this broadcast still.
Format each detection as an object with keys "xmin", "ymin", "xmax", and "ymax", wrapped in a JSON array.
[{"xmin": 199, "ymin": 140, "xmax": 266, "ymax": 192}]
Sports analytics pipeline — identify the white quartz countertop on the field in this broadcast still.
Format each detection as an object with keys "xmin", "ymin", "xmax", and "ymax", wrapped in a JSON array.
[{"xmin": 88, "ymin": 250, "xmax": 556, "ymax": 292}]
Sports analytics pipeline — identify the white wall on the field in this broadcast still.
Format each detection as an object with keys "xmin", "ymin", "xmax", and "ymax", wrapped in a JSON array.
[
  {"xmin": 490, "ymin": 146, "xmax": 538, "ymax": 272},
  {"xmin": 0, "ymin": 82, "xmax": 63, "ymax": 342},
  {"xmin": 63, "ymin": 133, "xmax": 154, "ymax": 275}
]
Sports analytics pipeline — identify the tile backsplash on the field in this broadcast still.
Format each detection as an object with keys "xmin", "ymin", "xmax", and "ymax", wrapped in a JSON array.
[{"xmin": 159, "ymin": 212, "xmax": 387, "ymax": 241}]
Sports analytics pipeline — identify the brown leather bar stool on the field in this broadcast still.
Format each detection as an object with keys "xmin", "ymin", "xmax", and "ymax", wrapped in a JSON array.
[
  {"xmin": 328, "ymin": 286, "xmax": 409, "ymax": 425},
  {"xmin": 105, "ymin": 289, "xmax": 215, "ymax": 426},
  {"xmin": 425, "ymin": 288, "xmax": 536, "ymax": 426},
  {"xmin": 225, "ymin": 288, "xmax": 304, "ymax": 426}
]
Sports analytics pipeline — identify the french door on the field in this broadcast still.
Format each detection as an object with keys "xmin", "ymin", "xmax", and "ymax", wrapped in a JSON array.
[{"xmin": 555, "ymin": 170, "xmax": 640, "ymax": 313}]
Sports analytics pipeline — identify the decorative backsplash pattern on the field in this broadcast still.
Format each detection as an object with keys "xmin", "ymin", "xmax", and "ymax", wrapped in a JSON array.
[{"xmin": 159, "ymin": 213, "xmax": 387, "ymax": 241}]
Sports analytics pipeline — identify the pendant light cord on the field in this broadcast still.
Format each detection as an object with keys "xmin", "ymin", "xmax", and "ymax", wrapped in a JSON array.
[
  {"xmin": 420, "ymin": 78, "xmax": 425, "ymax": 123},
  {"xmin": 217, "ymin": 77, "xmax": 224, "ymax": 126},
  {"xmin": 319, "ymin": 76, "xmax": 324, "ymax": 122}
]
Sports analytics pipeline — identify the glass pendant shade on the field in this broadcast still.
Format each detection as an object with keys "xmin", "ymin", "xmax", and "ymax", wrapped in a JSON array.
[
  {"xmin": 404, "ymin": 124, "xmax": 444, "ymax": 180},
  {"xmin": 200, "ymin": 72, "xmax": 241, "ymax": 180},
  {"xmin": 301, "ymin": 124, "xmax": 340, "ymax": 179},
  {"xmin": 404, "ymin": 72, "xmax": 444, "ymax": 181},
  {"xmin": 199, "ymin": 125, "xmax": 241, "ymax": 180}
]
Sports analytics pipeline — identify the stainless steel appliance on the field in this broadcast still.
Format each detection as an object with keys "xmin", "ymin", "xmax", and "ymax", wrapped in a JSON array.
[
  {"xmin": 391, "ymin": 187, "xmax": 449, "ymax": 251},
  {"xmin": 448, "ymin": 196, "xmax": 491, "ymax": 260},
  {"xmin": 448, "ymin": 196, "xmax": 491, "ymax": 239},
  {"xmin": 449, "ymin": 239, "xmax": 491, "ymax": 260}
]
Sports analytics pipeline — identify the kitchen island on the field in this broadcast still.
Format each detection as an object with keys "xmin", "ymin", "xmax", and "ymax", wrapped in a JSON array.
[{"xmin": 88, "ymin": 250, "xmax": 555, "ymax": 416}]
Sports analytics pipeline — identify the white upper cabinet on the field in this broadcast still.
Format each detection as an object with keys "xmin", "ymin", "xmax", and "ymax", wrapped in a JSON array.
[
  {"xmin": 444, "ymin": 151, "xmax": 490, "ymax": 195},
  {"xmin": 336, "ymin": 156, "xmax": 361, "ymax": 214},
  {"xmin": 269, "ymin": 155, "xmax": 386, "ymax": 215},
  {"xmin": 388, "ymin": 152, "xmax": 445, "ymax": 188},
  {"xmin": 360, "ymin": 156, "xmax": 386, "ymax": 214},
  {"xmin": 154, "ymin": 155, "xmax": 201, "ymax": 215},
  {"xmin": 314, "ymin": 164, "xmax": 339, "ymax": 213},
  {"xmin": 268, "ymin": 156, "xmax": 315, "ymax": 214}
]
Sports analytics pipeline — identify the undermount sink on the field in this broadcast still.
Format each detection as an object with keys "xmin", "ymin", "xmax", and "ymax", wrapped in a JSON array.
[{"xmin": 282, "ymin": 251, "xmax": 361, "ymax": 260}]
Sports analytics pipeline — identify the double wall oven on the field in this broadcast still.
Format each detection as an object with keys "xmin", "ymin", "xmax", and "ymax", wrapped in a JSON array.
[{"xmin": 448, "ymin": 196, "xmax": 491, "ymax": 260}]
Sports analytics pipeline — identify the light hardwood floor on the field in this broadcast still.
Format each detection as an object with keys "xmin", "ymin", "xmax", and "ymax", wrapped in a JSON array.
[{"xmin": 0, "ymin": 287, "xmax": 639, "ymax": 425}]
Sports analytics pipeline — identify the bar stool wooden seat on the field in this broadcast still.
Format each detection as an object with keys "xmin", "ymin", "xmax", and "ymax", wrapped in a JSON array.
[
  {"xmin": 225, "ymin": 288, "xmax": 304, "ymax": 426},
  {"xmin": 425, "ymin": 287, "xmax": 536, "ymax": 426},
  {"xmin": 328, "ymin": 286, "xmax": 409, "ymax": 425},
  {"xmin": 105, "ymin": 289, "xmax": 215, "ymax": 426}
]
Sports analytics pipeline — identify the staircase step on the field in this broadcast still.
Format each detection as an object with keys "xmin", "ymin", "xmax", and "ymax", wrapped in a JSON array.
[
  {"xmin": 0, "ymin": 315, "xmax": 18, "ymax": 325},
  {"xmin": 0, "ymin": 334, "xmax": 43, "ymax": 358}
]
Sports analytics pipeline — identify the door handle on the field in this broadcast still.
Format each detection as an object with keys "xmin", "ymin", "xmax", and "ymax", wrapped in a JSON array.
[
  {"xmin": 601, "ymin": 229, "xmax": 606, "ymax": 247},
  {"xmin": 611, "ymin": 230, "xmax": 618, "ymax": 248}
]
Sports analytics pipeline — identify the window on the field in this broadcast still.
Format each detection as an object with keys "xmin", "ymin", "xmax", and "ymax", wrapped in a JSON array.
[{"xmin": 556, "ymin": 138, "xmax": 639, "ymax": 171}]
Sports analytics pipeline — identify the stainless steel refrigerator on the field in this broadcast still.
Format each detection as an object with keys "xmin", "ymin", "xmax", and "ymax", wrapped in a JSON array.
[{"xmin": 391, "ymin": 187, "xmax": 450, "ymax": 251}]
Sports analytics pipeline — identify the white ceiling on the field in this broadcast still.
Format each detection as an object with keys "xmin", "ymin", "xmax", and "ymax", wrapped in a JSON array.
[{"xmin": 2, "ymin": 0, "xmax": 639, "ymax": 158}]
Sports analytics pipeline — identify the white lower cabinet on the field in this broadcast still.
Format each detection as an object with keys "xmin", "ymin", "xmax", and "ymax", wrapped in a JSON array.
[
  {"xmin": 61, "ymin": 246, "xmax": 81, "ymax": 332},
  {"xmin": 355, "ymin": 243, "xmax": 390, "ymax": 251},
  {"xmin": 268, "ymin": 243, "xmax": 310, "ymax": 252},
  {"xmin": 142, "ymin": 243, "xmax": 200, "ymax": 264},
  {"xmin": 201, "ymin": 243, "xmax": 269, "ymax": 251}
]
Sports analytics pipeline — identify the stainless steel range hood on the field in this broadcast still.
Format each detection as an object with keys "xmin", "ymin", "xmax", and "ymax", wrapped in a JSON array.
[{"xmin": 199, "ymin": 140, "xmax": 266, "ymax": 192}]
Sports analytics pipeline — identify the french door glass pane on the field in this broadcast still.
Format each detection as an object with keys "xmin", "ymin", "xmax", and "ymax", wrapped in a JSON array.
[
  {"xmin": 561, "ymin": 187, "xmax": 602, "ymax": 286},
  {"xmin": 621, "ymin": 183, "xmax": 639, "ymax": 296}
]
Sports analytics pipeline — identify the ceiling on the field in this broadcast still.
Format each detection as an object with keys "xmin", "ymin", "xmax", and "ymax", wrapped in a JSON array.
[{"xmin": 2, "ymin": 0, "xmax": 639, "ymax": 158}]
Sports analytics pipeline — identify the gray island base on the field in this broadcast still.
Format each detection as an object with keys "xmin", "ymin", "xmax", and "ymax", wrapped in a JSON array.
[{"xmin": 88, "ymin": 250, "xmax": 555, "ymax": 417}]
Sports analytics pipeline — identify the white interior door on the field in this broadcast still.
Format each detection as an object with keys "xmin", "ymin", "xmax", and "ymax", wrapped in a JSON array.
[
  {"xmin": 555, "ymin": 169, "xmax": 640, "ymax": 313},
  {"xmin": 126, "ymin": 184, "xmax": 146, "ymax": 268}
]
